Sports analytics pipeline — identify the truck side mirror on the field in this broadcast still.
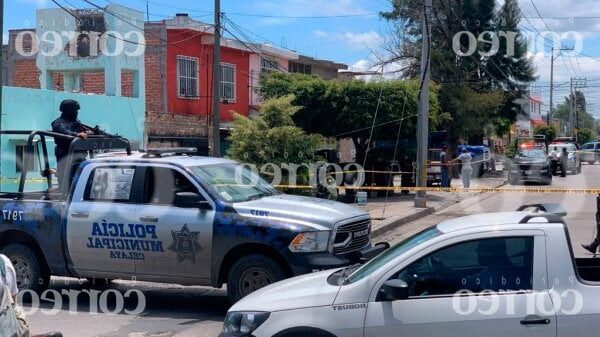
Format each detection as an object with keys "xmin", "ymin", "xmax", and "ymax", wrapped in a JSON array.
[
  {"xmin": 382, "ymin": 279, "xmax": 409, "ymax": 301},
  {"xmin": 174, "ymin": 192, "xmax": 212, "ymax": 210}
]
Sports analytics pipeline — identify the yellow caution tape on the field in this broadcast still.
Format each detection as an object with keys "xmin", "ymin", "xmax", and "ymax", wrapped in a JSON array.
[
  {"xmin": 275, "ymin": 185, "xmax": 600, "ymax": 194},
  {"xmin": 0, "ymin": 178, "xmax": 48, "ymax": 183}
]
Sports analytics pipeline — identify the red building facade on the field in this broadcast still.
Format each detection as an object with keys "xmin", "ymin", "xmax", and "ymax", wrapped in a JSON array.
[{"xmin": 145, "ymin": 15, "xmax": 253, "ymax": 152}]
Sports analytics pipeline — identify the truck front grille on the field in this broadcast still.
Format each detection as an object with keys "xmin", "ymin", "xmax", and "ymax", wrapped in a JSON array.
[{"xmin": 333, "ymin": 219, "xmax": 371, "ymax": 254}]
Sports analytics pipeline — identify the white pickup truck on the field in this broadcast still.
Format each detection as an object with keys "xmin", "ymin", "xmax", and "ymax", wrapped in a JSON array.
[{"xmin": 220, "ymin": 205, "xmax": 600, "ymax": 337}]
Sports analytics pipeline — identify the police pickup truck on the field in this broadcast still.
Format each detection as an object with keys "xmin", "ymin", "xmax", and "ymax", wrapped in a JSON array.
[
  {"xmin": 222, "ymin": 204, "xmax": 600, "ymax": 337},
  {"xmin": 0, "ymin": 131, "xmax": 385, "ymax": 302}
]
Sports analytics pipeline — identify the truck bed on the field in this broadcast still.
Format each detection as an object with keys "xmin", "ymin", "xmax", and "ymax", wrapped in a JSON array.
[
  {"xmin": 0, "ymin": 197, "xmax": 68, "ymax": 275},
  {"xmin": 576, "ymin": 258, "xmax": 600, "ymax": 282}
]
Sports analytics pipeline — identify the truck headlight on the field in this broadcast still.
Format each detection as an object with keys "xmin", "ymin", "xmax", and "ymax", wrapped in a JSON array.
[
  {"xmin": 223, "ymin": 311, "xmax": 270, "ymax": 335},
  {"xmin": 289, "ymin": 231, "xmax": 331, "ymax": 252}
]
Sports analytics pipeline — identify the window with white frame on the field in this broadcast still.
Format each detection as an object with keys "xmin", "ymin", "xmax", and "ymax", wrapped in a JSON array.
[
  {"xmin": 177, "ymin": 56, "xmax": 199, "ymax": 99},
  {"xmin": 220, "ymin": 63, "xmax": 236, "ymax": 101},
  {"xmin": 261, "ymin": 57, "xmax": 279, "ymax": 73}
]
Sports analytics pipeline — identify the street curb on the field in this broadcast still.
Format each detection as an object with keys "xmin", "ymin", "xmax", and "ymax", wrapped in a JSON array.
[
  {"xmin": 372, "ymin": 178, "xmax": 508, "ymax": 238},
  {"xmin": 372, "ymin": 206, "xmax": 435, "ymax": 237}
]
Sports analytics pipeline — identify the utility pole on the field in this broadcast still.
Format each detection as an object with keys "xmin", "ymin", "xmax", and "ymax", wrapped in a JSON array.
[
  {"xmin": 146, "ymin": 1, "xmax": 150, "ymax": 22},
  {"xmin": 210, "ymin": 0, "xmax": 221, "ymax": 157},
  {"xmin": 570, "ymin": 77, "xmax": 574, "ymax": 135},
  {"xmin": 549, "ymin": 47, "xmax": 554, "ymax": 125},
  {"xmin": 570, "ymin": 77, "xmax": 587, "ymax": 139},
  {"xmin": 415, "ymin": 0, "xmax": 432, "ymax": 208},
  {"xmin": 548, "ymin": 46, "xmax": 573, "ymax": 124}
]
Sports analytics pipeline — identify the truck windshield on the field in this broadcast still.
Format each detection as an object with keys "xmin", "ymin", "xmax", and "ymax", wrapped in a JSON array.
[
  {"xmin": 346, "ymin": 227, "xmax": 442, "ymax": 283},
  {"xmin": 518, "ymin": 149, "xmax": 546, "ymax": 158},
  {"xmin": 191, "ymin": 164, "xmax": 279, "ymax": 203}
]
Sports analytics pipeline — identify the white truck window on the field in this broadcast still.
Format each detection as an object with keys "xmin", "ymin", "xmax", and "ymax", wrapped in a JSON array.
[
  {"xmin": 392, "ymin": 237, "xmax": 534, "ymax": 298},
  {"xmin": 190, "ymin": 163, "xmax": 278, "ymax": 203},
  {"xmin": 86, "ymin": 167, "xmax": 135, "ymax": 202},
  {"xmin": 144, "ymin": 167, "xmax": 199, "ymax": 205}
]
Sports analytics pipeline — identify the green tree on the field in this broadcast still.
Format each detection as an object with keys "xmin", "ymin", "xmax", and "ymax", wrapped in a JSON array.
[
  {"xmin": 533, "ymin": 124, "xmax": 557, "ymax": 144},
  {"xmin": 577, "ymin": 128, "xmax": 594, "ymax": 145},
  {"xmin": 227, "ymin": 95, "xmax": 323, "ymax": 168},
  {"xmin": 259, "ymin": 72, "xmax": 449, "ymax": 165},
  {"xmin": 380, "ymin": 0, "xmax": 536, "ymax": 143},
  {"xmin": 553, "ymin": 91, "xmax": 599, "ymax": 134}
]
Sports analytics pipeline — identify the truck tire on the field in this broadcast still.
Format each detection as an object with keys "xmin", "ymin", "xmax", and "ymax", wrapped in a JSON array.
[
  {"xmin": 2, "ymin": 244, "xmax": 49, "ymax": 293},
  {"xmin": 541, "ymin": 176, "xmax": 552, "ymax": 186},
  {"xmin": 569, "ymin": 165, "xmax": 577, "ymax": 175},
  {"xmin": 227, "ymin": 254, "xmax": 286, "ymax": 303},
  {"xmin": 472, "ymin": 163, "xmax": 484, "ymax": 178}
]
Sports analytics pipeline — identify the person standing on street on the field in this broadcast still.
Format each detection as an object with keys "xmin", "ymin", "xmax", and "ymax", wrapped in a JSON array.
[
  {"xmin": 0, "ymin": 255, "xmax": 63, "ymax": 337},
  {"xmin": 453, "ymin": 148, "xmax": 473, "ymax": 188},
  {"xmin": 549, "ymin": 147, "xmax": 559, "ymax": 176},
  {"xmin": 559, "ymin": 147, "xmax": 568, "ymax": 177},
  {"xmin": 51, "ymin": 100, "xmax": 91, "ymax": 186},
  {"xmin": 582, "ymin": 195, "xmax": 600, "ymax": 256},
  {"xmin": 440, "ymin": 145, "xmax": 451, "ymax": 188},
  {"xmin": 582, "ymin": 223, "xmax": 600, "ymax": 255}
]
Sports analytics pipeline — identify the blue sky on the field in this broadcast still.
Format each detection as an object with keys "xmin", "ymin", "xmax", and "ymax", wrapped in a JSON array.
[
  {"xmin": 6, "ymin": 0, "xmax": 390, "ymax": 69},
  {"xmin": 6, "ymin": 0, "xmax": 600, "ymax": 119}
]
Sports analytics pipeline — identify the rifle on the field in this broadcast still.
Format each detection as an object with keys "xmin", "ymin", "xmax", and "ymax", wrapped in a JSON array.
[{"xmin": 78, "ymin": 122, "xmax": 122, "ymax": 138}]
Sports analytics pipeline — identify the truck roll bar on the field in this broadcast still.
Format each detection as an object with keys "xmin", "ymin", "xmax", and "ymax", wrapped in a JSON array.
[{"xmin": 0, "ymin": 130, "xmax": 131, "ymax": 196}]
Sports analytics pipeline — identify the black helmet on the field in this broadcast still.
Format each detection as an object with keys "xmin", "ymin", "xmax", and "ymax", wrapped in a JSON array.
[{"xmin": 59, "ymin": 99, "xmax": 80, "ymax": 114}]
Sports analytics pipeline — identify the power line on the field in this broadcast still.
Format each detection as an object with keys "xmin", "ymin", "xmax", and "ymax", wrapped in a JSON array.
[
  {"xmin": 529, "ymin": 0, "xmax": 553, "ymax": 35},
  {"xmin": 78, "ymin": 0, "xmax": 214, "ymax": 49},
  {"xmin": 50, "ymin": 0, "xmax": 78, "ymax": 19},
  {"xmin": 135, "ymin": 0, "xmax": 377, "ymax": 19},
  {"xmin": 225, "ymin": 12, "xmax": 377, "ymax": 19}
]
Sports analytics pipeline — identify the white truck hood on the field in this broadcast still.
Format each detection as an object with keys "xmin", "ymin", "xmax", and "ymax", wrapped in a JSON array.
[
  {"xmin": 229, "ymin": 269, "xmax": 340, "ymax": 312},
  {"xmin": 233, "ymin": 194, "xmax": 369, "ymax": 231}
]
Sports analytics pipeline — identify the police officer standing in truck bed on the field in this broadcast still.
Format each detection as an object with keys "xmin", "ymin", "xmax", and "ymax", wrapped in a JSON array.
[{"xmin": 51, "ymin": 100, "xmax": 92, "ymax": 185}]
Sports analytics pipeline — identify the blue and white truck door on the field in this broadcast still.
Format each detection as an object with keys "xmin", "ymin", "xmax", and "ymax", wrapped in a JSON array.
[
  {"xmin": 66, "ymin": 164, "xmax": 139, "ymax": 277},
  {"xmin": 133, "ymin": 165, "xmax": 215, "ymax": 282},
  {"xmin": 363, "ymin": 231, "xmax": 556, "ymax": 337}
]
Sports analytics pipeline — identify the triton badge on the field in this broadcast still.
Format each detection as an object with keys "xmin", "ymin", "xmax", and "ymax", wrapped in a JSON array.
[{"xmin": 169, "ymin": 224, "xmax": 203, "ymax": 263}]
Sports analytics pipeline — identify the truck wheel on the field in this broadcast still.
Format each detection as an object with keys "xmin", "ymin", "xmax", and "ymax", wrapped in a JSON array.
[
  {"xmin": 2, "ymin": 244, "xmax": 49, "ymax": 293},
  {"xmin": 472, "ymin": 163, "xmax": 485, "ymax": 178},
  {"xmin": 227, "ymin": 254, "xmax": 286, "ymax": 303},
  {"xmin": 508, "ymin": 174, "xmax": 518, "ymax": 185},
  {"xmin": 588, "ymin": 160, "xmax": 596, "ymax": 165},
  {"xmin": 569, "ymin": 166, "xmax": 577, "ymax": 175},
  {"xmin": 541, "ymin": 176, "xmax": 552, "ymax": 185}
]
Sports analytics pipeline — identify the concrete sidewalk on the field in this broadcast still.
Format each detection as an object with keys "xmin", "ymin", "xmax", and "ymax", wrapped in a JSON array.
[{"xmin": 360, "ymin": 175, "xmax": 507, "ymax": 237}]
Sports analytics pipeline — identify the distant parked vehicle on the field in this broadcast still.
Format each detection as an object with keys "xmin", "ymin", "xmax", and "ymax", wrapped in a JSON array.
[
  {"xmin": 508, "ymin": 143, "xmax": 552, "ymax": 185},
  {"xmin": 455, "ymin": 145, "xmax": 492, "ymax": 178},
  {"xmin": 580, "ymin": 141, "xmax": 600, "ymax": 165},
  {"xmin": 549, "ymin": 141, "xmax": 582, "ymax": 175}
]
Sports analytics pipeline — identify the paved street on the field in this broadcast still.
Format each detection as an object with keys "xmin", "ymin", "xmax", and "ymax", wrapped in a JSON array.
[
  {"xmin": 26, "ymin": 164, "xmax": 599, "ymax": 337},
  {"xmin": 380, "ymin": 163, "xmax": 600, "ymax": 256}
]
